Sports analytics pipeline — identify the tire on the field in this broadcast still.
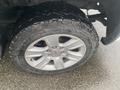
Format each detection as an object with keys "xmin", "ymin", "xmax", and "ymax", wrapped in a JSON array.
[{"xmin": 9, "ymin": 7, "xmax": 99, "ymax": 75}]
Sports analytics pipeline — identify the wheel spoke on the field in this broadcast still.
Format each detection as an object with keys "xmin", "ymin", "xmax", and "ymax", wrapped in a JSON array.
[
  {"xmin": 60, "ymin": 39, "xmax": 77, "ymax": 47},
  {"xmin": 54, "ymin": 57, "xmax": 64, "ymax": 70},
  {"xmin": 44, "ymin": 35, "xmax": 60, "ymax": 47},
  {"xmin": 25, "ymin": 51, "xmax": 43, "ymax": 58},
  {"xmin": 26, "ymin": 47, "xmax": 49, "ymax": 58},
  {"xmin": 67, "ymin": 40, "xmax": 84, "ymax": 50},
  {"xmin": 28, "ymin": 46, "xmax": 49, "ymax": 52},
  {"xmin": 31, "ymin": 57, "xmax": 45, "ymax": 66},
  {"xmin": 68, "ymin": 51, "xmax": 83, "ymax": 57},
  {"xmin": 35, "ymin": 56, "xmax": 51, "ymax": 69},
  {"xmin": 66, "ymin": 51, "xmax": 83, "ymax": 61},
  {"xmin": 60, "ymin": 39, "xmax": 84, "ymax": 50}
]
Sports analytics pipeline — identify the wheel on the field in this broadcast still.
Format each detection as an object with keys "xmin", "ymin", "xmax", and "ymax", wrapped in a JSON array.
[{"xmin": 9, "ymin": 8, "xmax": 99, "ymax": 75}]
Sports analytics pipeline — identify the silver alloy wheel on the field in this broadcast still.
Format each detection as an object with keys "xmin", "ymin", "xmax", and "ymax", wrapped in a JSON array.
[{"xmin": 25, "ymin": 34, "xmax": 86, "ymax": 71}]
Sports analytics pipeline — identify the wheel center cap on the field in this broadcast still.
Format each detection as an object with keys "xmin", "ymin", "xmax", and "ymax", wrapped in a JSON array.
[{"xmin": 51, "ymin": 48, "xmax": 61, "ymax": 57}]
